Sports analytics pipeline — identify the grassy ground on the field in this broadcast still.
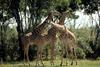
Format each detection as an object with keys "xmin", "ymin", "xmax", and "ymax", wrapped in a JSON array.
[{"xmin": 0, "ymin": 59, "xmax": 100, "ymax": 67}]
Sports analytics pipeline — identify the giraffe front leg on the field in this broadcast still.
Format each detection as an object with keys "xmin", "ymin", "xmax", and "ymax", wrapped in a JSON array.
[
  {"xmin": 24, "ymin": 49, "xmax": 26, "ymax": 62},
  {"xmin": 26, "ymin": 46, "xmax": 29, "ymax": 62},
  {"xmin": 23, "ymin": 47, "xmax": 27, "ymax": 66},
  {"xmin": 50, "ymin": 42, "xmax": 55, "ymax": 65},
  {"xmin": 73, "ymin": 48, "xmax": 78, "ymax": 65},
  {"xmin": 65, "ymin": 47, "xmax": 68, "ymax": 66},
  {"xmin": 50, "ymin": 49, "xmax": 54, "ymax": 65},
  {"xmin": 26, "ymin": 46, "xmax": 31, "ymax": 66},
  {"xmin": 70, "ymin": 48, "xmax": 74, "ymax": 65},
  {"xmin": 60, "ymin": 45, "xmax": 64, "ymax": 66}
]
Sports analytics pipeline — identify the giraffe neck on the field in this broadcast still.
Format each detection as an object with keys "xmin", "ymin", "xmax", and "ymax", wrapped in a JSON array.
[
  {"xmin": 47, "ymin": 13, "xmax": 67, "ymax": 38},
  {"xmin": 33, "ymin": 14, "xmax": 52, "ymax": 35}
]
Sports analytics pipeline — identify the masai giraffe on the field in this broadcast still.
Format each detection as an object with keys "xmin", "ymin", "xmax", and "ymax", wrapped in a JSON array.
[
  {"xmin": 21, "ymin": 12, "xmax": 53, "ymax": 62},
  {"xmin": 50, "ymin": 21, "xmax": 77, "ymax": 66},
  {"xmin": 47, "ymin": 11, "xmax": 68, "ymax": 65}
]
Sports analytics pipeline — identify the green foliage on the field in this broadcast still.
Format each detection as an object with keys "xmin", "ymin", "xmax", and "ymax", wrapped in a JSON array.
[
  {"xmin": 96, "ymin": 57, "xmax": 100, "ymax": 60},
  {"xmin": 19, "ymin": 0, "xmax": 25, "ymax": 11},
  {"xmin": 55, "ymin": 0, "xmax": 70, "ymax": 10},
  {"xmin": 76, "ymin": 47, "xmax": 86, "ymax": 59},
  {"xmin": 80, "ymin": 0, "xmax": 100, "ymax": 14},
  {"xmin": 0, "ymin": 23, "xmax": 19, "ymax": 61},
  {"xmin": 55, "ymin": 0, "xmax": 80, "ymax": 13},
  {"xmin": 75, "ymin": 28, "xmax": 94, "ymax": 58}
]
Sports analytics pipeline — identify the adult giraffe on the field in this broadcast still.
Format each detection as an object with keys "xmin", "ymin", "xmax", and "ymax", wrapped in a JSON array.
[
  {"xmin": 47, "ymin": 11, "xmax": 69, "ymax": 65},
  {"xmin": 21, "ymin": 12, "xmax": 53, "ymax": 62},
  {"xmin": 50, "ymin": 20, "xmax": 77, "ymax": 66},
  {"xmin": 48, "ymin": 13, "xmax": 66, "ymax": 64}
]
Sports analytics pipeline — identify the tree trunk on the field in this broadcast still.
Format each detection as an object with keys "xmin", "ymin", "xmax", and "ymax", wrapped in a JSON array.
[
  {"xmin": 0, "ymin": 10, "xmax": 6, "ymax": 61},
  {"xmin": 95, "ymin": 11, "xmax": 100, "ymax": 45},
  {"xmin": 93, "ymin": 10, "xmax": 100, "ymax": 59},
  {"xmin": 0, "ymin": 24, "xmax": 6, "ymax": 61},
  {"xmin": 10, "ymin": 0, "xmax": 24, "ymax": 61},
  {"xmin": 12, "ymin": 8, "xmax": 24, "ymax": 61}
]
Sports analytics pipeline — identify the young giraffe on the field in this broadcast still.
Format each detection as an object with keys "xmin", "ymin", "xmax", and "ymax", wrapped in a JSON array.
[{"xmin": 50, "ymin": 21, "xmax": 77, "ymax": 66}]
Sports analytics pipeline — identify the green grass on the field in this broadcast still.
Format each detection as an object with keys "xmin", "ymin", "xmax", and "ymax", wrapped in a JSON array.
[{"xmin": 0, "ymin": 59, "xmax": 100, "ymax": 67}]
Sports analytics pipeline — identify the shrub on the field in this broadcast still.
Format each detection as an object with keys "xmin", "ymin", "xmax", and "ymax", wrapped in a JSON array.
[{"xmin": 76, "ymin": 47, "xmax": 86, "ymax": 59}]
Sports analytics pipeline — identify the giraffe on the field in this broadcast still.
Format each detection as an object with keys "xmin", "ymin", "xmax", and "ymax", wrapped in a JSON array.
[
  {"xmin": 21, "ymin": 12, "xmax": 53, "ymax": 62},
  {"xmin": 47, "ymin": 11, "xmax": 68, "ymax": 65},
  {"xmin": 50, "ymin": 21, "xmax": 77, "ymax": 66}
]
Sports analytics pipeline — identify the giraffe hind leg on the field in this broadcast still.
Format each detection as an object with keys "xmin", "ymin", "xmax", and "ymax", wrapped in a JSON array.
[
  {"xmin": 65, "ymin": 48, "xmax": 68, "ymax": 66},
  {"xmin": 36, "ymin": 49, "xmax": 40, "ymax": 66},
  {"xmin": 60, "ymin": 42, "xmax": 65, "ymax": 66},
  {"xmin": 69, "ymin": 49, "xmax": 74, "ymax": 65},
  {"xmin": 70, "ymin": 48, "xmax": 77, "ymax": 65},
  {"xmin": 73, "ymin": 48, "xmax": 77, "ymax": 65},
  {"xmin": 40, "ymin": 51, "xmax": 45, "ymax": 66}
]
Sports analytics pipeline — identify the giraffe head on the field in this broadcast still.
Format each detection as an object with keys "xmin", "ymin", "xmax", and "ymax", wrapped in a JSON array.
[
  {"xmin": 61, "ymin": 9, "xmax": 74, "ymax": 18},
  {"xmin": 47, "ymin": 12, "xmax": 53, "ymax": 21},
  {"xmin": 47, "ymin": 10, "xmax": 61, "ymax": 21}
]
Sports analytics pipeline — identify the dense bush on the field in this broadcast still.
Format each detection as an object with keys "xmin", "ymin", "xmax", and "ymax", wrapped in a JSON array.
[
  {"xmin": 0, "ymin": 26, "xmax": 19, "ymax": 61},
  {"xmin": 76, "ymin": 47, "xmax": 86, "ymax": 59}
]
